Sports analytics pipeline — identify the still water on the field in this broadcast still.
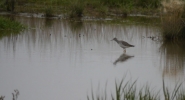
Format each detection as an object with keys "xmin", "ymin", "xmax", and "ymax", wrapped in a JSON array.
[{"xmin": 0, "ymin": 16, "xmax": 185, "ymax": 100}]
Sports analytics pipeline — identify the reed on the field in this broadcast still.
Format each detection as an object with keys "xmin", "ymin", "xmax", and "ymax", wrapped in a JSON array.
[
  {"xmin": 0, "ymin": 89, "xmax": 19, "ymax": 100},
  {"xmin": 87, "ymin": 78, "xmax": 185, "ymax": 100},
  {"xmin": 161, "ymin": 0, "xmax": 185, "ymax": 40}
]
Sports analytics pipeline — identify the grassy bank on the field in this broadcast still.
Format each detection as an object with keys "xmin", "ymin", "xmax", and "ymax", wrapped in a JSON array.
[
  {"xmin": 1, "ymin": 0, "xmax": 185, "ymax": 40},
  {"xmin": 0, "ymin": 0, "xmax": 161, "ymax": 17},
  {"xmin": 88, "ymin": 78, "xmax": 185, "ymax": 100}
]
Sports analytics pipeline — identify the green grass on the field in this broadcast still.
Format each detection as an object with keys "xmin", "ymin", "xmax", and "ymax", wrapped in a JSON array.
[
  {"xmin": 1, "ymin": 0, "xmax": 185, "ymax": 40},
  {"xmin": 0, "ymin": 0, "xmax": 162, "ymax": 18},
  {"xmin": 88, "ymin": 77, "xmax": 185, "ymax": 100},
  {"xmin": 68, "ymin": 0, "xmax": 85, "ymax": 18},
  {"xmin": 0, "ymin": 16, "xmax": 24, "ymax": 30},
  {"xmin": 0, "ymin": 16, "xmax": 25, "ymax": 39}
]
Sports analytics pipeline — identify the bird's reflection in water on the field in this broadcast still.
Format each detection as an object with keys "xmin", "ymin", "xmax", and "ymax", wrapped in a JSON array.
[{"xmin": 113, "ymin": 53, "xmax": 134, "ymax": 65}]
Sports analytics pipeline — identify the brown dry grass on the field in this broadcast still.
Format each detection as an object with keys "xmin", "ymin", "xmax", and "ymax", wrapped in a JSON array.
[{"xmin": 161, "ymin": 0, "xmax": 185, "ymax": 39}]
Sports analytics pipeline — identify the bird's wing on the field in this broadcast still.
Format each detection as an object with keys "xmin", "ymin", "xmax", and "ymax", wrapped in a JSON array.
[{"xmin": 121, "ymin": 41, "xmax": 134, "ymax": 47}]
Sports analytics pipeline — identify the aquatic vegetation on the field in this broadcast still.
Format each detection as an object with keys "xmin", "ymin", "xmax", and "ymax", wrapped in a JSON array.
[
  {"xmin": 12, "ymin": 89, "xmax": 19, "ymax": 100},
  {"xmin": 161, "ymin": 0, "xmax": 185, "ymax": 40},
  {"xmin": 87, "ymin": 77, "xmax": 185, "ymax": 100},
  {"xmin": 0, "ymin": 89, "xmax": 19, "ymax": 100},
  {"xmin": 0, "ymin": 16, "xmax": 25, "ymax": 39},
  {"xmin": 0, "ymin": 16, "xmax": 24, "ymax": 30}
]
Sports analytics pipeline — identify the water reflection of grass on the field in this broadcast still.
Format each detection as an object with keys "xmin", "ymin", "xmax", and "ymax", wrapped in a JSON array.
[
  {"xmin": 68, "ymin": 20, "xmax": 83, "ymax": 32},
  {"xmin": 0, "ymin": 30, "xmax": 19, "ymax": 39},
  {"xmin": 88, "ymin": 78, "xmax": 185, "ymax": 100},
  {"xmin": 159, "ymin": 40, "xmax": 185, "ymax": 77},
  {"xmin": 44, "ymin": 18, "xmax": 54, "ymax": 27}
]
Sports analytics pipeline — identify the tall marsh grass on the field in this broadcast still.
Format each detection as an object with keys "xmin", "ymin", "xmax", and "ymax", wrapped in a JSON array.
[
  {"xmin": 88, "ymin": 78, "xmax": 185, "ymax": 100},
  {"xmin": 161, "ymin": 0, "xmax": 185, "ymax": 39},
  {"xmin": 0, "ymin": 89, "xmax": 19, "ymax": 100}
]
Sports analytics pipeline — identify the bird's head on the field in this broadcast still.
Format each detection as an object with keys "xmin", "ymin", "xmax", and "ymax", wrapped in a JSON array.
[{"xmin": 111, "ymin": 37, "xmax": 117, "ymax": 41}]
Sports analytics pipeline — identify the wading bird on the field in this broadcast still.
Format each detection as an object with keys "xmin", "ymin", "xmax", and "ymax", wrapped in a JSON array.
[{"xmin": 111, "ymin": 38, "xmax": 134, "ymax": 53}]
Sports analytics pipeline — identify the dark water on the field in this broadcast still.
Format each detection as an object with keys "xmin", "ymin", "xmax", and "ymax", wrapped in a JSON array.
[{"xmin": 0, "ymin": 16, "xmax": 185, "ymax": 100}]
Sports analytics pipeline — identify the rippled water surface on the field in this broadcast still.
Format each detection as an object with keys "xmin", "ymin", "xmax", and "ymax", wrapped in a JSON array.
[{"xmin": 0, "ymin": 16, "xmax": 185, "ymax": 100}]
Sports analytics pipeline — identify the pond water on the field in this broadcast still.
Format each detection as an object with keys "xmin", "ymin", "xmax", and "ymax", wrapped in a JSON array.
[{"xmin": 0, "ymin": 16, "xmax": 185, "ymax": 100}]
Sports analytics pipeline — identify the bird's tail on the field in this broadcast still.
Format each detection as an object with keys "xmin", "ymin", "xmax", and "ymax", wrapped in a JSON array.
[{"xmin": 130, "ymin": 45, "xmax": 135, "ymax": 47}]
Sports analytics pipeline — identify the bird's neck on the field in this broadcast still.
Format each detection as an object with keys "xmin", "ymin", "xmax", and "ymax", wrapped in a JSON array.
[{"xmin": 114, "ymin": 39, "xmax": 119, "ymax": 43}]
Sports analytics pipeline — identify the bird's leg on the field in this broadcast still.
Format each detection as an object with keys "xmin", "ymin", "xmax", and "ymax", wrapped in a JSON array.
[{"xmin": 124, "ymin": 49, "xmax": 126, "ymax": 54}]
